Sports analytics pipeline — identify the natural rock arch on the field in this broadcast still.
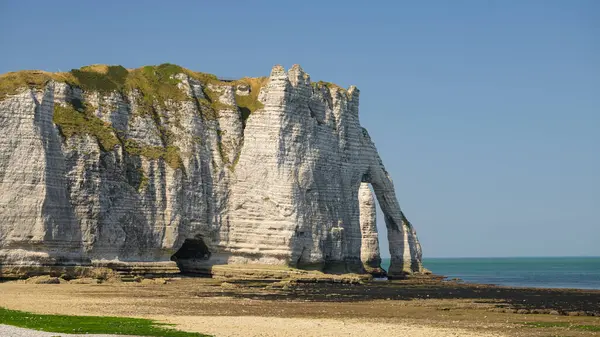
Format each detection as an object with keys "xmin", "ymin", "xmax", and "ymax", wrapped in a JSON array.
[{"xmin": 359, "ymin": 158, "xmax": 423, "ymax": 279}]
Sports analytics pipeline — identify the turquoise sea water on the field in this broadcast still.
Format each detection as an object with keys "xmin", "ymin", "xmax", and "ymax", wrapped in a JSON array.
[{"xmin": 381, "ymin": 257, "xmax": 600, "ymax": 290}]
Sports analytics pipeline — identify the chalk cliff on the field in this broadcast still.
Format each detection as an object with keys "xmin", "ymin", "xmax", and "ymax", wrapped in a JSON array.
[{"xmin": 0, "ymin": 64, "xmax": 423, "ymax": 279}]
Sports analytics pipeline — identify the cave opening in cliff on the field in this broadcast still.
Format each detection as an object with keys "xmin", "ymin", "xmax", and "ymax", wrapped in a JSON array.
[{"xmin": 171, "ymin": 237, "xmax": 211, "ymax": 262}]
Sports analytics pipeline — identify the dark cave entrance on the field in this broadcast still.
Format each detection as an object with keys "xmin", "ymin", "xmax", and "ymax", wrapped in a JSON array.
[{"xmin": 171, "ymin": 237, "xmax": 211, "ymax": 267}]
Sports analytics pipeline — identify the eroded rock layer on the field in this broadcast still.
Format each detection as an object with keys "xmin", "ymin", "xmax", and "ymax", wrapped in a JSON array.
[{"xmin": 0, "ymin": 64, "xmax": 423, "ymax": 279}]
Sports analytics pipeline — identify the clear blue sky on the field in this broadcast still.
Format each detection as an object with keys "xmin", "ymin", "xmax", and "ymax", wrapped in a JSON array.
[{"xmin": 1, "ymin": 0, "xmax": 598, "ymax": 258}]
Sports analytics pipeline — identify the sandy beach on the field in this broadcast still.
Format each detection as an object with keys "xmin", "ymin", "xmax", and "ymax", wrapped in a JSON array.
[
  {"xmin": 159, "ymin": 315, "xmax": 506, "ymax": 337},
  {"xmin": 0, "ymin": 277, "xmax": 598, "ymax": 337}
]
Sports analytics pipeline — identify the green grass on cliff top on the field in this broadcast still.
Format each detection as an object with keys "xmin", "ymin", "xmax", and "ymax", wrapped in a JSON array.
[
  {"xmin": 0, "ymin": 64, "xmax": 341, "ymax": 167},
  {"xmin": 0, "ymin": 63, "xmax": 345, "ymax": 103},
  {"xmin": 0, "ymin": 307, "xmax": 211, "ymax": 337},
  {"xmin": 0, "ymin": 63, "xmax": 268, "ymax": 103}
]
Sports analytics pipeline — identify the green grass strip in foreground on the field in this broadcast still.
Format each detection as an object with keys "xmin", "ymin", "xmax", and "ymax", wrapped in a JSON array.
[
  {"xmin": 523, "ymin": 322, "xmax": 600, "ymax": 332},
  {"xmin": 0, "ymin": 307, "xmax": 210, "ymax": 336}
]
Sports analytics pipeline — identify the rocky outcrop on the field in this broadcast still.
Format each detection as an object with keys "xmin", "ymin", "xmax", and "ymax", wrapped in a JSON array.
[
  {"xmin": 359, "ymin": 183, "xmax": 384, "ymax": 276},
  {"xmin": 0, "ymin": 64, "xmax": 423, "ymax": 279}
]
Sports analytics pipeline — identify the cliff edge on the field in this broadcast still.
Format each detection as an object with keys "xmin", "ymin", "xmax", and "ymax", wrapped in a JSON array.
[{"xmin": 0, "ymin": 63, "xmax": 423, "ymax": 279}]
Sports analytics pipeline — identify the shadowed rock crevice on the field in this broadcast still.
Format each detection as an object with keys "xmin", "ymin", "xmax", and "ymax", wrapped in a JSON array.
[{"xmin": 171, "ymin": 237, "xmax": 212, "ymax": 273}]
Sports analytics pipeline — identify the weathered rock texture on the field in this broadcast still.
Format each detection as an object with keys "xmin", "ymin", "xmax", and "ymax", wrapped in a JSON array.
[{"xmin": 0, "ymin": 64, "xmax": 423, "ymax": 279}]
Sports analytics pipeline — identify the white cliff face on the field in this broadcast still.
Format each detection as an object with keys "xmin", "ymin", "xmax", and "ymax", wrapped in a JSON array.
[{"xmin": 0, "ymin": 64, "xmax": 423, "ymax": 278}]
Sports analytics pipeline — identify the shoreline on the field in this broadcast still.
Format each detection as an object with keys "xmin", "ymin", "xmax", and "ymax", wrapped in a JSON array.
[
  {"xmin": 370, "ymin": 274, "xmax": 600, "ymax": 291},
  {"xmin": 432, "ymin": 278, "xmax": 600, "ymax": 292}
]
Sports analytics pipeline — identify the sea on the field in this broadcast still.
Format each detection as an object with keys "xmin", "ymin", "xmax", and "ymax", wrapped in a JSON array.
[{"xmin": 380, "ymin": 257, "xmax": 600, "ymax": 290}]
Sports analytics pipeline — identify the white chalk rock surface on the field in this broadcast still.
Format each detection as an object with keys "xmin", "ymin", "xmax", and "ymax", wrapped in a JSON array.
[{"xmin": 0, "ymin": 64, "xmax": 423, "ymax": 278}]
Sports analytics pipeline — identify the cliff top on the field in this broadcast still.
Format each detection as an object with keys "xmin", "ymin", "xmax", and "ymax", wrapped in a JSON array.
[
  {"xmin": 0, "ymin": 63, "xmax": 260, "ymax": 102},
  {"xmin": 0, "ymin": 63, "xmax": 351, "ymax": 102},
  {"xmin": 0, "ymin": 64, "xmax": 356, "ymax": 174}
]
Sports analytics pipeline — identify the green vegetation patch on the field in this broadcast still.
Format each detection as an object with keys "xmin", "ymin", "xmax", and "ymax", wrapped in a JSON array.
[
  {"xmin": 163, "ymin": 145, "xmax": 184, "ymax": 170},
  {"xmin": 184, "ymin": 71, "xmax": 267, "ymax": 122},
  {"xmin": 0, "ymin": 65, "xmax": 129, "ymax": 100},
  {"xmin": 124, "ymin": 140, "xmax": 183, "ymax": 170},
  {"xmin": 197, "ymin": 97, "xmax": 219, "ymax": 120},
  {"xmin": 66, "ymin": 63, "xmax": 190, "ymax": 106},
  {"xmin": 312, "ymin": 80, "xmax": 343, "ymax": 91},
  {"xmin": 53, "ymin": 97, "xmax": 184, "ymax": 170},
  {"xmin": 1, "ymin": 63, "xmax": 268, "ymax": 121},
  {"xmin": 184, "ymin": 70, "xmax": 219, "ymax": 84},
  {"xmin": 2, "ymin": 64, "xmax": 270, "ymax": 171},
  {"xmin": 138, "ymin": 169, "xmax": 149, "ymax": 191},
  {"xmin": 53, "ymin": 100, "xmax": 119, "ymax": 152},
  {"xmin": 312, "ymin": 80, "xmax": 347, "ymax": 92},
  {"xmin": 125, "ymin": 63, "xmax": 189, "ymax": 114},
  {"xmin": 202, "ymin": 86, "xmax": 236, "ymax": 111},
  {"xmin": 522, "ymin": 322, "xmax": 600, "ymax": 332},
  {"xmin": 0, "ymin": 71, "xmax": 74, "ymax": 101},
  {"xmin": 70, "ymin": 65, "xmax": 129, "ymax": 94},
  {"xmin": 0, "ymin": 307, "xmax": 210, "ymax": 337},
  {"xmin": 312, "ymin": 80, "xmax": 351, "ymax": 99},
  {"xmin": 234, "ymin": 77, "xmax": 268, "ymax": 125}
]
